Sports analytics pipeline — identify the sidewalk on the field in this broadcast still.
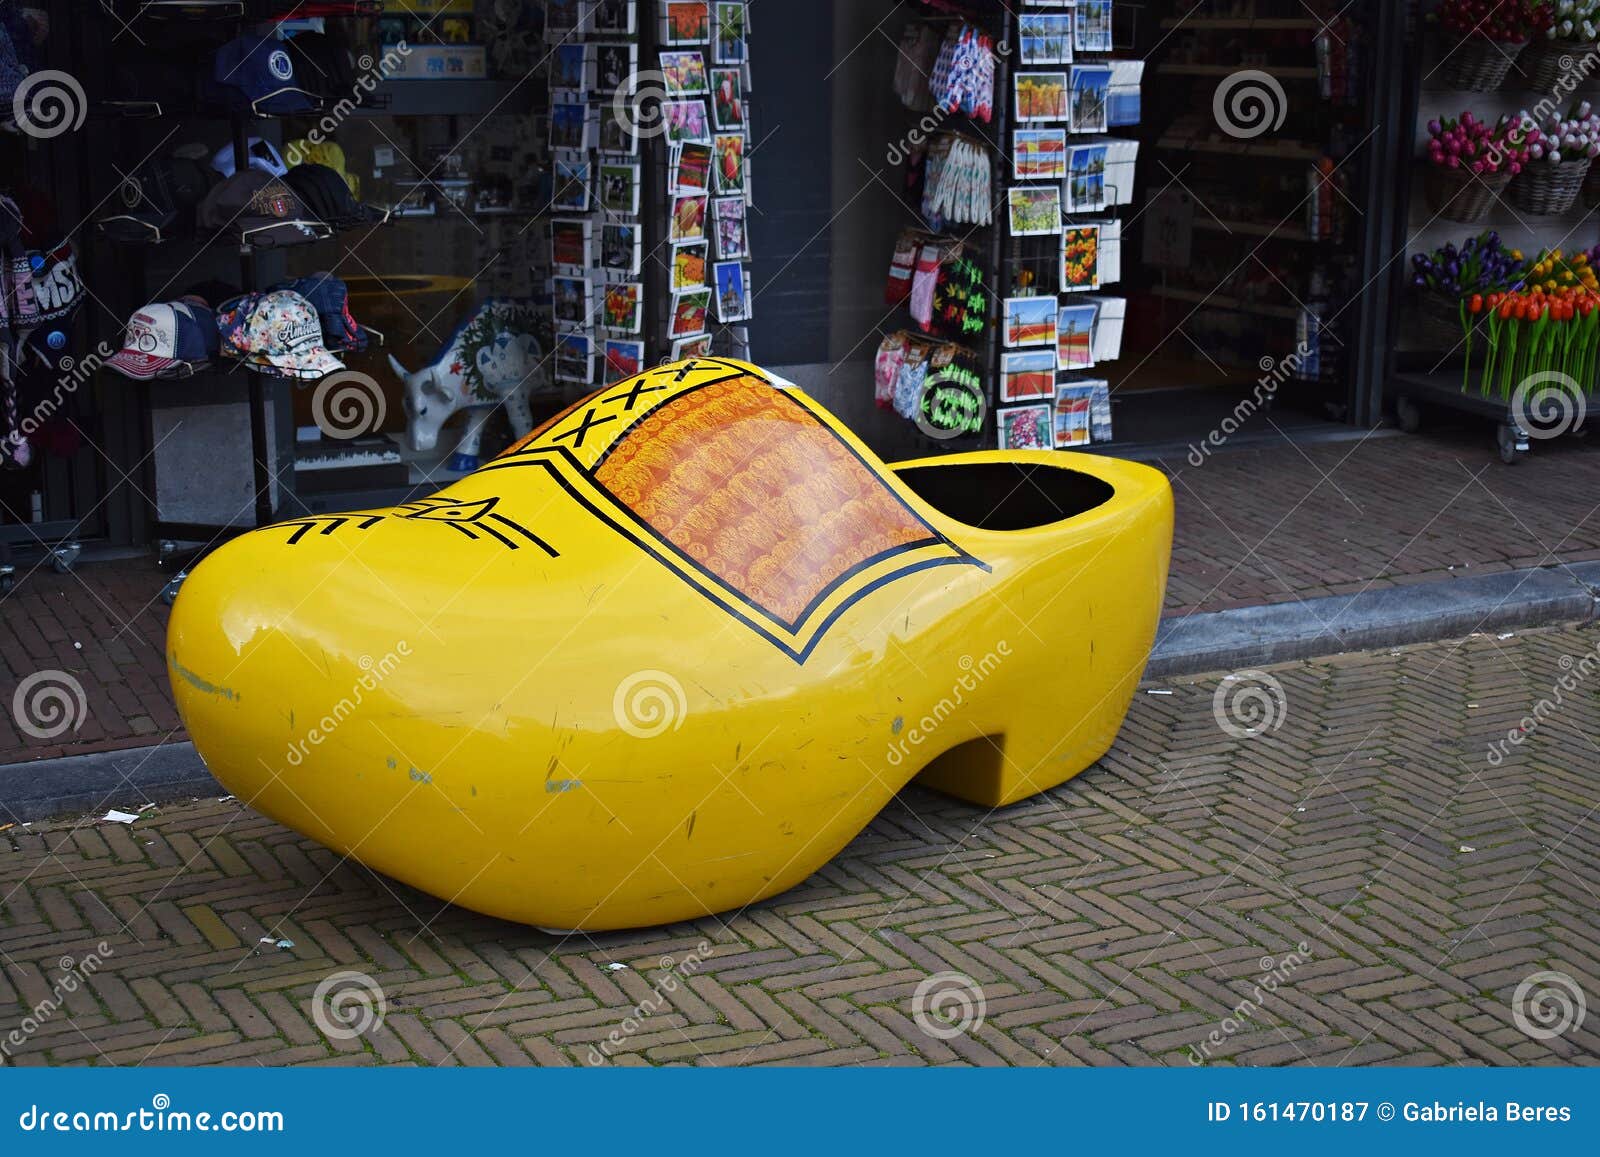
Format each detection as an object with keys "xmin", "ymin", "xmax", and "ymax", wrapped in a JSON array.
[
  {"xmin": 2, "ymin": 628, "xmax": 1595, "ymax": 1066},
  {"xmin": 5, "ymin": 425, "xmax": 1600, "ymax": 766}
]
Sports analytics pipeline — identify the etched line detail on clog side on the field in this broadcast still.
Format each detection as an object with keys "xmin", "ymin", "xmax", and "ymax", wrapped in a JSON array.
[{"xmin": 265, "ymin": 498, "xmax": 557, "ymax": 556}]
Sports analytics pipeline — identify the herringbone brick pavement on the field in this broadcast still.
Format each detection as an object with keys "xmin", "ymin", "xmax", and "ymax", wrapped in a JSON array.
[{"xmin": 2, "ymin": 627, "xmax": 1597, "ymax": 1066}]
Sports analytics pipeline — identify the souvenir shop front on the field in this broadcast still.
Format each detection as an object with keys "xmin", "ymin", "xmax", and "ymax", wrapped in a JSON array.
[
  {"xmin": 0, "ymin": 0, "xmax": 758, "ymax": 571},
  {"xmin": 745, "ymin": 0, "xmax": 1405, "ymax": 460}
]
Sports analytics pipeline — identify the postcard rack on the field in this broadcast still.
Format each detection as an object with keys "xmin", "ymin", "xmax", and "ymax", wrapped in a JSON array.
[
  {"xmin": 994, "ymin": 0, "xmax": 1133, "ymax": 452},
  {"xmin": 544, "ymin": 2, "xmax": 755, "ymax": 386}
]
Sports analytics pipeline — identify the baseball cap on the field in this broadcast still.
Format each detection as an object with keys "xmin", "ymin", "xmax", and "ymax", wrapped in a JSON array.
[
  {"xmin": 198, "ymin": 171, "xmax": 326, "ymax": 247},
  {"xmin": 284, "ymin": 164, "xmax": 385, "ymax": 231},
  {"xmin": 211, "ymin": 137, "xmax": 289, "ymax": 179},
  {"xmin": 217, "ymin": 290, "xmax": 344, "ymax": 379},
  {"xmin": 207, "ymin": 34, "xmax": 315, "ymax": 115},
  {"xmin": 98, "ymin": 155, "xmax": 215, "ymax": 244},
  {"xmin": 282, "ymin": 28, "xmax": 357, "ymax": 101},
  {"xmin": 271, "ymin": 272, "xmax": 377, "ymax": 352},
  {"xmin": 106, "ymin": 301, "xmax": 216, "ymax": 380}
]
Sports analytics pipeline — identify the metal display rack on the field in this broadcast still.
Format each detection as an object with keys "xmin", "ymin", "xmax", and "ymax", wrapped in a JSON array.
[
  {"xmin": 74, "ymin": 3, "xmax": 550, "ymax": 589},
  {"xmin": 877, "ymin": 0, "xmax": 1009, "ymax": 453},
  {"xmin": 1388, "ymin": 0, "xmax": 1597, "ymax": 462}
]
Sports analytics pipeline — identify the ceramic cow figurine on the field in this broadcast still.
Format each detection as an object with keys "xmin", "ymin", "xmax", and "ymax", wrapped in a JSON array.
[{"xmin": 388, "ymin": 299, "xmax": 544, "ymax": 472}]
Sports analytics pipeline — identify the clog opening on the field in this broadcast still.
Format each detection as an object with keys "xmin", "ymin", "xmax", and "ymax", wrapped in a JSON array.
[{"xmin": 892, "ymin": 461, "xmax": 1115, "ymax": 531}]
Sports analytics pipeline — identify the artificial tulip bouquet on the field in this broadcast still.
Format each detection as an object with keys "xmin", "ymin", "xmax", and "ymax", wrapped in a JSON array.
[
  {"xmin": 1432, "ymin": 0, "xmax": 1554, "ymax": 89},
  {"xmin": 1461, "ymin": 248, "xmax": 1600, "ymax": 400}
]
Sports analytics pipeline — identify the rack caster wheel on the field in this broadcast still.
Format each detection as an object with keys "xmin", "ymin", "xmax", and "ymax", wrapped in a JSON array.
[
  {"xmin": 0, "ymin": 566, "xmax": 13, "ymax": 595},
  {"xmin": 160, "ymin": 570, "xmax": 187, "ymax": 607},
  {"xmin": 1395, "ymin": 395, "xmax": 1421, "ymax": 434},
  {"xmin": 1497, "ymin": 423, "xmax": 1529, "ymax": 465},
  {"xmin": 50, "ymin": 542, "xmax": 81, "ymax": 574}
]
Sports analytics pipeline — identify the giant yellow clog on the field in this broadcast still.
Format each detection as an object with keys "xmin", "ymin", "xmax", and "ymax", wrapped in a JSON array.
[{"xmin": 168, "ymin": 359, "xmax": 1172, "ymax": 930}]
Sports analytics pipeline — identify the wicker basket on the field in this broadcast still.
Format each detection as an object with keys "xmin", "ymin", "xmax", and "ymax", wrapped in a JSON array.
[
  {"xmin": 1411, "ymin": 293, "xmax": 1475, "ymax": 353},
  {"xmin": 1510, "ymin": 157, "xmax": 1593, "ymax": 214},
  {"xmin": 1584, "ymin": 161, "xmax": 1600, "ymax": 208},
  {"xmin": 1439, "ymin": 35, "xmax": 1527, "ymax": 91},
  {"xmin": 1511, "ymin": 37, "xmax": 1598, "ymax": 92},
  {"xmin": 1424, "ymin": 164, "xmax": 1512, "ymax": 223}
]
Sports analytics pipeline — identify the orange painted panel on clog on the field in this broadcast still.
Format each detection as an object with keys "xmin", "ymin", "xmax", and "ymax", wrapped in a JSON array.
[{"xmin": 592, "ymin": 378, "xmax": 932, "ymax": 625}]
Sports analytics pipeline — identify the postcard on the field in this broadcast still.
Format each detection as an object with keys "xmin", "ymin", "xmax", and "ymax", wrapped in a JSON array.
[
  {"xmin": 1003, "ymin": 296, "xmax": 1057, "ymax": 348},
  {"xmin": 1000, "ymin": 350, "xmax": 1057, "ymax": 404}
]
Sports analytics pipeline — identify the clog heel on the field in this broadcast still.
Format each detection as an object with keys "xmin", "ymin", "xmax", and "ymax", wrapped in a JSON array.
[{"xmin": 168, "ymin": 358, "xmax": 1172, "ymax": 930}]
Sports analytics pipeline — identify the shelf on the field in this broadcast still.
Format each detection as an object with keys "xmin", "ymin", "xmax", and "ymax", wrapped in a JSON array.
[
  {"xmin": 367, "ymin": 79, "xmax": 543, "ymax": 118},
  {"xmin": 1148, "ymin": 284, "xmax": 1304, "ymax": 321},
  {"xmin": 1159, "ymin": 63, "xmax": 1318, "ymax": 78},
  {"xmin": 1156, "ymin": 136, "xmax": 1323, "ymax": 161},
  {"xmin": 1192, "ymin": 217, "xmax": 1312, "ymax": 241},
  {"xmin": 1158, "ymin": 17, "xmax": 1322, "ymax": 30}
]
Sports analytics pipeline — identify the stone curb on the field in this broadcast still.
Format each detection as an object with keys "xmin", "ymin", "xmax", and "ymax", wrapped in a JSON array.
[{"xmin": 6, "ymin": 564, "xmax": 1600, "ymax": 823}]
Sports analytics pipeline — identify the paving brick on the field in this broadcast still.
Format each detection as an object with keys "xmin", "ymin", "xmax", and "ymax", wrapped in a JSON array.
[{"xmin": 5, "ymin": 627, "xmax": 1600, "ymax": 1066}]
